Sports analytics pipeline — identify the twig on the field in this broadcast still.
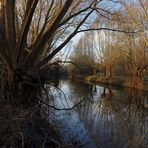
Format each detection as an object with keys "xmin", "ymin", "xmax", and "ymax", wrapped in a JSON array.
[
  {"xmin": 40, "ymin": 97, "xmax": 86, "ymax": 111},
  {"xmin": 50, "ymin": 84, "xmax": 70, "ymax": 108},
  {"xmin": 11, "ymin": 132, "xmax": 24, "ymax": 148}
]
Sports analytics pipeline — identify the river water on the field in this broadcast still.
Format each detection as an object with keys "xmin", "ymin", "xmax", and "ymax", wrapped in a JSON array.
[{"xmin": 49, "ymin": 79, "xmax": 148, "ymax": 148}]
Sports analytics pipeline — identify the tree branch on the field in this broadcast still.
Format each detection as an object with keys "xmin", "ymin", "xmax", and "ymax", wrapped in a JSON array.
[
  {"xmin": 4, "ymin": 0, "xmax": 16, "ymax": 48},
  {"xmin": 77, "ymin": 27, "xmax": 136, "ymax": 34},
  {"xmin": 38, "ymin": 9, "xmax": 94, "ymax": 67},
  {"xmin": 15, "ymin": 0, "xmax": 39, "ymax": 67},
  {"xmin": 0, "ymin": 0, "xmax": 16, "ymax": 67},
  {"xmin": 40, "ymin": 97, "xmax": 86, "ymax": 111},
  {"xmin": 41, "ymin": 60, "xmax": 84, "ymax": 73},
  {"xmin": 26, "ymin": 0, "xmax": 74, "ymax": 68}
]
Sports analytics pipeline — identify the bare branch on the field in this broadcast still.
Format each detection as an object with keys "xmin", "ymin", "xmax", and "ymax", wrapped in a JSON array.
[
  {"xmin": 40, "ymin": 97, "xmax": 86, "ymax": 111},
  {"xmin": 26, "ymin": 0, "xmax": 74, "ymax": 68},
  {"xmin": 15, "ymin": 0, "xmax": 39, "ymax": 67},
  {"xmin": 77, "ymin": 27, "xmax": 136, "ymax": 34},
  {"xmin": 38, "ymin": 9, "xmax": 94, "ymax": 67}
]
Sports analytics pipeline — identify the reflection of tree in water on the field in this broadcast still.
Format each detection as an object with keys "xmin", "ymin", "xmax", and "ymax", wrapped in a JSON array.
[
  {"xmin": 76, "ymin": 87, "xmax": 148, "ymax": 148},
  {"xmin": 68, "ymin": 80, "xmax": 91, "ymax": 98},
  {"xmin": 50, "ymin": 80, "xmax": 147, "ymax": 147}
]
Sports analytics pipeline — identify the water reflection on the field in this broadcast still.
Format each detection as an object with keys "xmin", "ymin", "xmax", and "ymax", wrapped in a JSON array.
[{"xmin": 52, "ymin": 80, "xmax": 148, "ymax": 148}]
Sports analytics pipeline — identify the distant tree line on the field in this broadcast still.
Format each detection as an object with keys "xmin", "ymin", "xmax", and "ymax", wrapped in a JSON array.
[{"xmin": 68, "ymin": 0, "xmax": 148, "ymax": 89}]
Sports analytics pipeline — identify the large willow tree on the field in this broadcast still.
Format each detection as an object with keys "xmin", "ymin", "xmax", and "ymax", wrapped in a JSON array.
[{"xmin": 0, "ymin": 0, "xmax": 119, "ymax": 104}]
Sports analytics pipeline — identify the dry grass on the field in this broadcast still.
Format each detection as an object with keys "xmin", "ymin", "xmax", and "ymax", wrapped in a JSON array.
[
  {"xmin": 124, "ymin": 79, "xmax": 144, "ymax": 90},
  {"xmin": 0, "ymin": 104, "xmax": 60, "ymax": 147}
]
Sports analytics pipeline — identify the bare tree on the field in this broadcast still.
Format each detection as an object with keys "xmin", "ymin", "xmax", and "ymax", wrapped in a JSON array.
[
  {"xmin": 118, "ymin": 0, "xmax": 148, "ymax": 88},
  {"xmin": 0, "ymin": 0, "xmax": 125, "ymax": 103},
  {"xmin": 68, "ymin": 32, "xmax": 96, "ymax": 77}
]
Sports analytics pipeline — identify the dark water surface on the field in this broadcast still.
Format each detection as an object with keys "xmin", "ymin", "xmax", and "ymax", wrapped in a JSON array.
[{"xmin": 50, "ymin": 79, "xmax": 148, "ymax": 148}]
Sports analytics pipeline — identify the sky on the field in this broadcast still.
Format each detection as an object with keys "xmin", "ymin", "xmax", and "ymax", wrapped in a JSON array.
[{"xmin": 58, "ymin": 0, "xmax": 120, "ymax": 61}]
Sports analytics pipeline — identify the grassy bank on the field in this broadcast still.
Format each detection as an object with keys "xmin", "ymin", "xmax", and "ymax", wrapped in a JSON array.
[{"xmin": 84, "ymin": 75, "xmax": 148, "ymax": 91}]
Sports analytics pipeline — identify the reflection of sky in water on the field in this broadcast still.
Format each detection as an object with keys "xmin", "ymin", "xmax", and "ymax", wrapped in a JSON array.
[
  {"xmin": 56, "ymin": 110, "xmax": 97, "ymax": 148},
  {"xmin": 50, "ymin": 80, "xmax": 148, "ymax": 148}
]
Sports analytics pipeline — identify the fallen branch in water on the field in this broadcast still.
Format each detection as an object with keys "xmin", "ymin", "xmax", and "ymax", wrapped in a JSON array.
[{"xmin": 40, "ymin": 97, "xmax": 86, "ymax": 111}]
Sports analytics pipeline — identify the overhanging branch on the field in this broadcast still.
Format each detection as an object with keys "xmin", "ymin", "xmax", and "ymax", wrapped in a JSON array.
[
  {"xmin": 77, "ymin": 27, "xmax": 137, "ymax": 34},
  {"xmin": 26, "ymin": 0, "xmax": 74, "ymax": 67},
  {"xmin": 38, "ymin": 9, "xmax": 94, "ymax": 67},
  {"xmin": 40, "ymin": 97, "xmax": 86, "ymax": 111}
]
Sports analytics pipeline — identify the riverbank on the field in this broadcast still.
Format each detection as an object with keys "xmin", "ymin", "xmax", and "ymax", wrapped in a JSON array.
[
  {"xmin": 0, "ymin": 104, "xmax": 61, "ymax": 148},
  {"xmin": 84, "ymin": 75, "xmax": 148, "ymax": 91},
  {"xmin": 48, "ymin": 79, "xmax": 148, "ymax": 148}
]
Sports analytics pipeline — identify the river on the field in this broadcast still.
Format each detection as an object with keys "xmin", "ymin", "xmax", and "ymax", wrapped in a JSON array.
[{"xmin": 49, "ymin": 79, "xmax": 148, "ymax": 148}]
